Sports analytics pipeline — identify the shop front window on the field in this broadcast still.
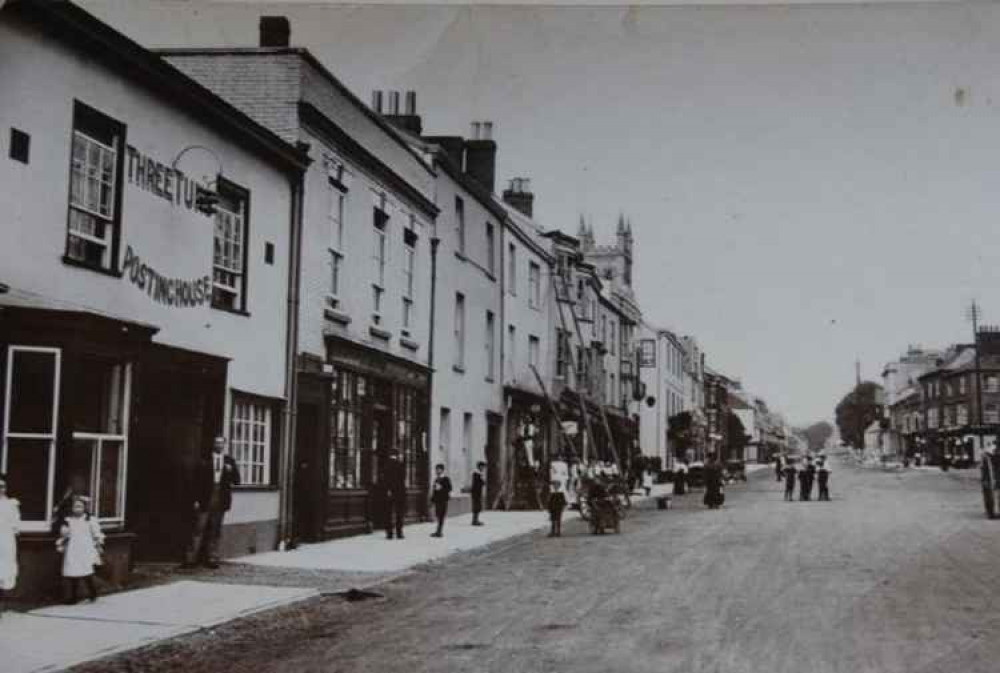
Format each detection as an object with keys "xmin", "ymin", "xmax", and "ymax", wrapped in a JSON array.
[
  {"xmin": 395, "ymin": 386, "xmax": 425, "ymax": 488},
  {"xmin": 2, "ymin": 347, "xmax": 61, "ymax": 528},
  {"xmin": 61, "ymin": 357, "xmax": 130, "ymax": 526},
  {"xmin": 330, "ymin": 369, "xmax": 362, "ymax": 489}
]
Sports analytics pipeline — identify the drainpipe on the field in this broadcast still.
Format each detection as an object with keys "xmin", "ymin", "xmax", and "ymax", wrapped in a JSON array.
[
  {"xmin": 497, "ymin": 216, "xmax": 507, "ymax": 505},
  {"xmin": 425, "ymin": 235, "xmax": 440, "ymax": 521},
  {"xmin": 278, "ymin": 167, "xmax": 305, "ymax": 548}
]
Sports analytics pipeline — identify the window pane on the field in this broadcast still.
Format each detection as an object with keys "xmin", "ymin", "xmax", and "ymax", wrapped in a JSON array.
[
  {"xmin": 5, "ymin": 438, "xmax": 51, "ymax": 521},
  {"xmin": 66, "ymin": 438, "xmax": 97, "ymax": 504},
  {"xmin": 8, "ymin": 350, "xmax": 58, "ymax": 434},
  {"xmin": 98, "ymin": 439, "xmax": 123, "ymax": 519}
]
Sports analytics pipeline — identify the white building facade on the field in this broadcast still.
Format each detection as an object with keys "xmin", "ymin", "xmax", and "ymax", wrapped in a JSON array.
[{"xmin": 0, "ymin": 1, "xmax": 308, "ymax": 593}]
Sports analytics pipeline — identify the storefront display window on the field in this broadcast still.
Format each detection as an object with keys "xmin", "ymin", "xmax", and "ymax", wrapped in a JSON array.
[
  {"xmin": 61, "ymin": 357, "xmax": 131, "ymax": 526},
  {"xmin": 2, "ymin": 347, "xmax": 61, "ymax": 528},
  {"xmin": 330, "ymin": 369, "xmax": 362, "ymax": 489}
]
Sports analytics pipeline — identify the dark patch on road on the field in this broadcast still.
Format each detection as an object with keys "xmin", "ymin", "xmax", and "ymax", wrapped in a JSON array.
[
  {"xmin": 540, "ymin": 622, "xmax": 577, "ymax": 631},
  {"xmin": 337, "ymin": 588, "xmax": 384, "ymax": 602}
]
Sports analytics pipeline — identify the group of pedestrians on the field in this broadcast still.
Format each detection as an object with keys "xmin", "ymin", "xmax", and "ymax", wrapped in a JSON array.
[
  {"xmin": 381, "ymin": 451, "xmax": 486, "ymax": 540},
  {"xmin": 776, "ymin": 454, "xmax": 832, "ymax": 502}
]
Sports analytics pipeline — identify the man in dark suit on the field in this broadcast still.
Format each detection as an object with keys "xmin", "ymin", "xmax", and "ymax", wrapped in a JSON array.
[
  {"xmin": 183, "ymin": 436, "xmax": 240, "ymax": 569},
  {"xmin": 383, "ymin": 449, "xmax": 407, "ymax": 540},
  {"xmin": 471, "ymin": 461, "xmax": 486, "ymax": 526}
]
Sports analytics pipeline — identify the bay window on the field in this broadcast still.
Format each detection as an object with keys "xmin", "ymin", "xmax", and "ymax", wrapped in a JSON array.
[{"xmin": 2, "ymin": 347, "xmax": 61, "ymax": 528}]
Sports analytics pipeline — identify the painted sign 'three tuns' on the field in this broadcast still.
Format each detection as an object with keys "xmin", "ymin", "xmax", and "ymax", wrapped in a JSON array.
[{"xmin": 125, "ymin": 145, "xmax": 214, "ymax": 216}]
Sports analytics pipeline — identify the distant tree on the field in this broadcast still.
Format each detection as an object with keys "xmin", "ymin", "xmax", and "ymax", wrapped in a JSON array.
[
  {"xmin": 668, "ymin": 411, "xmax": 694, "ymax": 459},
  {"xmin": 798, "ymin": 421, "xmax": 834, "ymax": 453},
  {"xmin": 726, "ymin": 411, "xmax": 749, "ymax": 461},
  {"xmin": 835, "ymin": 382, "xmax": 884, "ymax": 449}
]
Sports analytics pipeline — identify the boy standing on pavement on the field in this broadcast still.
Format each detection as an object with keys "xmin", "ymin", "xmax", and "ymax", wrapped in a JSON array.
[
  {"xmin": 430, "ymin": 464, "xmax": 452, "ymax": 538},
  {"xmin": 471, "ymin": 461, "xmax": 486, "ymax": 526}
]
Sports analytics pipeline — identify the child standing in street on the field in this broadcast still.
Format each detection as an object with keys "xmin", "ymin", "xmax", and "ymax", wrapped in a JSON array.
[
  {"xmin": 56, "ymin": 496, "xmax": 104, "ymax": 604},
  {"xmin": 430, "ymin": 464, "xmax": 452, "ymax": 538},
  {"xmin": 0, "ymin": 474, "xmax": 20, "ymax": 618},
  {"xmin": 783, "ymin": 460, "xmax": 797, "ymax": 502},
  {"xmin": 548, "ymin": 479, "xmax": 567, "ymax": 537}
]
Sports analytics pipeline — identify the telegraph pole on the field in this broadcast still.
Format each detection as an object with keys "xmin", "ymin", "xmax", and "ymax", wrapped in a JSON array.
[{"xmin": 966, "ymin": 300, "xmax": 985, "ymax": 458}]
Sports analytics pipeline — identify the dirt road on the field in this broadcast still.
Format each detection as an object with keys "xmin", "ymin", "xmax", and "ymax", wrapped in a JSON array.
[{"xmin": 75, "ymin": 460, "xmax": 1000, "ymax": 673}]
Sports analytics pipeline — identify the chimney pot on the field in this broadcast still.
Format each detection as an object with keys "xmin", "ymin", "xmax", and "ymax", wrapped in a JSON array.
[
  {"xmin": 389, "ymin": 91, "xmax": 400, "ymax": 115},
  {"xmin": 259, "ymin": 16, "xmax": 291, "ymax": 48},
  {"xmin": 405, "ymin": 91, "xmax": 416, "ymax": 115},
  {"xmin": 372, "ymin": 90, "xmax": 384, "ymax": 113},
  {"xmin": 471, "ymin": 122, "xmax": 481, "ymax": 140}
]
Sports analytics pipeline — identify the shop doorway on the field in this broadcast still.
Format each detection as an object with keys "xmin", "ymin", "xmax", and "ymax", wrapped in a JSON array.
[
  {"xmin": 293, "ymin": 402, "xmax": 320, "ymax": 543},
  {"xmin": 128, "ymin": 346, "xmax": 225, "ymax": 562}
]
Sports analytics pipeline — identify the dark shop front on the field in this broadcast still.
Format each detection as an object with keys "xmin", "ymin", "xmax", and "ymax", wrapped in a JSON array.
[{"xmin": 295, "ymin": 336, "xmax": 429, "ymax": 542}]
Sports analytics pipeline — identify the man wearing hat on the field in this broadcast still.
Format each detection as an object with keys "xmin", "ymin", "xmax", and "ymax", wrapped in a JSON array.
[{"xmin": 184, "ymin": 436, "xmax": 240, "ymax": 569}]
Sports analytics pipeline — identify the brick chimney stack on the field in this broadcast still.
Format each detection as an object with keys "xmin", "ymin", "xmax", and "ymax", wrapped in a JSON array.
[
  {"xmin": 259, "ymin": 16, "xmax": 290, "ymax": 47},
  {"xmin": 372, "ymin": 89, "xmax": 423, "ymax": 137},
  {"xmin": 464, "ymin": 120, "xmax": 497, "ymax": 193},
  {"xmin": 502, "ymin": 177, "xmax": 534, "ymax": 218}
]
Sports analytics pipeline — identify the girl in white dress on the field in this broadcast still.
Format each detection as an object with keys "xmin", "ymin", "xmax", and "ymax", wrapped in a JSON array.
[
  {"xmin": 56, "ymin": 496, "xmax": 104, "ymax": 604},
  {"xmin": 0, "ymin": 473, "xmax": 20, "ymax": 617}
]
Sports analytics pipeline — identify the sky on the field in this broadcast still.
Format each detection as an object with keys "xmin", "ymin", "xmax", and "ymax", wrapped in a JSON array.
[{"xmin": 79, "ymin": 0, "xmax": 1000, "ymax": 426}]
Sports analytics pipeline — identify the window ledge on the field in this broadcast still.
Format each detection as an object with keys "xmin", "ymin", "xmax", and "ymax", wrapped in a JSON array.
[
  {"xmin": 62, "ymin": 255, "xmax": 122, "ymax": 278},
  {"xmin": 453, "ymin": 364, "xmax": 466, "ymax": 374},
  {"xmin": 324, "ymin": 307, "xmax": 352, "ymax": 325},
  {"xmin": 234, "ymin": 485, "xmax": 280, "ymax": 493},
  {"xmin": 370, "ymin": 325, "xmax": 392, "ymax": 340},
  {"xmin": 212, "ymin": 304, "xmax": 251, "ymax": 317},
  {"xmin": 400, "ymin": 336, "xmax": 420, "ymax": 351}
]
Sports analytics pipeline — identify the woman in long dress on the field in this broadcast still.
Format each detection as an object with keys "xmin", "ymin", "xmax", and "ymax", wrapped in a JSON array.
[
  {"xmin": 673, "ymin": 460, "xmax": 687, "ymax": 496},
  {"xmin": 703, "ymin": 453, "xmax": 725, "ymax": 509},
  {"xmin": 0, "ymin": 473, "xmax": 20, "ymax": 616}
]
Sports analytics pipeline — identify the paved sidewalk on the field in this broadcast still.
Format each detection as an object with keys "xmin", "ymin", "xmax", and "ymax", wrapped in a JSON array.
[
  {"xmin": 0, "ymin": 508, "xmax": 573, "ymax": 672},
  {"xmin": 234, "ymin": 510, "xmax": 551, "ymax": 572},
  {"xmin": 1, "ymin": 581, "xmax": 317, "ymax": 673}
]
